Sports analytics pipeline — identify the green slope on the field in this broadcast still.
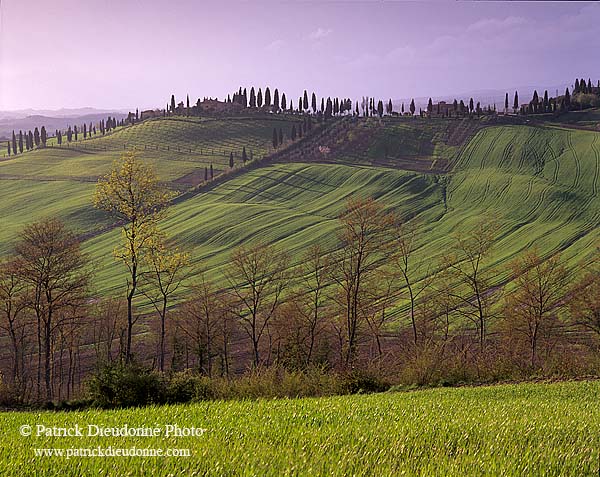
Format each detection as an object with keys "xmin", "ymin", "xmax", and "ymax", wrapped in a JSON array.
[
  {"xmin": 0, "ymin": 116, "xmax": 301, "ymax": 183},
  {"xmin": 85, "ymin": 163, "xmax": 444, "ymax": 295},
  {"xmin": 0, "ymin": 118, "xmax": 598, "ymax": 301}
]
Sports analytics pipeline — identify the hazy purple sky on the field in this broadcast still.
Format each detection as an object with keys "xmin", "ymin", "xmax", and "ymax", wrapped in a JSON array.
[{"xmin": 1, "ymin": 0, "xmax": 598, "ymax": 111}]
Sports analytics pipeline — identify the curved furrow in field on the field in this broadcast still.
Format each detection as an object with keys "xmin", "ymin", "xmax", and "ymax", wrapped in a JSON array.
[
  {"xmin": 519, "ymin": 178, "xmax": 550, "ymax": 225},
  {"xmin": 545, "ymin": 142, "xmax": 561, "ymax": 186},
  {"xmin": 516, "ymin": 128, "xmax": 538, "ymax": 173},
  {"xmin": 494, "ymin": 174, "xmax": 514, "ymax": 203},
  {"xmin": 479, "ymin": 127, "xmax": 503, "ymax": 171},
  {"xmin": 474, "ymin": 175, "xmax": 493, "ymax": 207},
  {"xmin": 498, "ymin": 140, "xmax": 514, "ymax": 171},
  {"xmin": 520, "ymin": 173, "xmax": 537, "ymax": 204},
  {"xmin": 453, "ymin": 127, "xmax": 486, "ymax": 170},
  {"xmin": 591, "ymin": 133, "xmax": 600, "ymax": 197},
  {"xmin": 452, "ymin": 129, "xmax": 489, "ymax": 201},
  {"xmin": 567, "ymin": 132, "xmax": 581, "ymax": 192}
]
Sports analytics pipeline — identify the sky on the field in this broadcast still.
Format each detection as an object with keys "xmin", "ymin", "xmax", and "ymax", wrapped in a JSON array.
[{"xmin": 0, "ymin": 0, "xmax": 599, "ymax": 111}]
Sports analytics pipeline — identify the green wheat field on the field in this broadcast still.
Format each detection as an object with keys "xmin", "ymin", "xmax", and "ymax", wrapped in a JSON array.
[{"xmin": 1, "ymin": 381, "xmax": 598, "ymax": 476}]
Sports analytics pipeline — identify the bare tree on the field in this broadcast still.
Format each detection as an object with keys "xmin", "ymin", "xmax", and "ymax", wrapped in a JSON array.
[
  {"xmin": 295, "ymin": 245, "xmax": 330, "ymax": 367},
  {"xmin": 176, "ymin": 276, "xmax": 221, "ymax": 376},
  {"xmin": 442, "ymin": 220, "xmax": 499, "ymax": 349},
  {"xmin": 227, "ymin": 243, "xmax": 289, "ymax": 368},
  {"xmin": 390, "ymin": 219, "xmax": 433, "ymax": 346},
  {"xmin": 141, "ymin": 237, "xmax": 190, "ymax": 372},
  {"xmin": 89, "ymin": 297, "xmax": 128, "ymax": 365},
  {"xmin": 504, "ymin": 251, "xmax": 568, "ymax": 368},
  {"xmin": 0, "ymin": 259, "xmax": 29, "ymax": 389},
  {"xmin": 569, "ymin": 271, "xmax": 600, "ymax": 340},
  {"xmin": 15, "ymin": 218, "xmax": 90, "ymax": 401},
  {"xmin": 330, "ymin": 197, "xmax": 393, "ymax": 367}
]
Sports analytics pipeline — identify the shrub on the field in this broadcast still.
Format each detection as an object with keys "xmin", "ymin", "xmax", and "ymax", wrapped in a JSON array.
[
  {"xmin": 88, "ymin": 363, "xmax": 166, "ymax": 408},
  {"xmin": 0, "ymin": 377, "xmax": 22, "ymax": 408},
  {"xmin": 165, "ymin": 372, "xmax": 214, "ymax": 403},
  {"xmin": 342, "ymin": 369, "xmax": 390, "ymax": 394}
]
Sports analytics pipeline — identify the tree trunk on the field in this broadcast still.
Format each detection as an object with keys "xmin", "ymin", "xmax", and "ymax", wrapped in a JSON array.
[
  {"xmin": 159, "ymin": 296, "xmax": 167, "ymax": 372},
  {"xmin": 126, "ymin": 264, "xmax": 137, "ymax": 364}
]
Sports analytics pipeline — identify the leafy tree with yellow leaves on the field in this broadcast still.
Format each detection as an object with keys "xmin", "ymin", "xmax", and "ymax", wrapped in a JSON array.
[{"xmin": 93, "ymin": 151, "xmax": 174, "ymax": 363}]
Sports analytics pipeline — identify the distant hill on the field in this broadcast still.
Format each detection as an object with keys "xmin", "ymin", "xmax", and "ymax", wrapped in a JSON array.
[
  {"xmin": 0, "ymin": 107, "xmax": 129, "ymax": 120},
  {"xmin": 0, "ymin": 112, "xmax": 128, "ymax": 139}
]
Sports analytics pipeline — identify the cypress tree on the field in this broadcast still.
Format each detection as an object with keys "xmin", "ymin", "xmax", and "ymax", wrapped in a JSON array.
[
  {"xmin": 377, "ymin": 100, "xmax": 384, "ymax": 117},
  {"xmin": 303, "ymin": 90, "xmax": 309, "ymax": 111},
  {"xmin": 74, "ymin": 126, "xmax": 78, "ymax": 141},
  {"xmin": 204, "ymin": 166, "xmax": 208, "ymax": 181},
  {"xmin": 281, "ymin": 93, "xmax": 287, "ymax": 111},
  {"xmin": 171, "ymin": 95, "xmax": 176, "ymax": 114},
  {"xmin": 289, "ymin": 99, "xmax": 293, "ymax": 112},
  {"xmin": 7, "ymin": 141, "xmax": 10, "ymax": 156},
  {"xmin": 312, "ymin": 92, "xmax": 317, "ymax": 113},
  {"xmin": 18, "ymin": 131, "xmax": 23, "ymax": 153},
  {"xmin": 242, "ymin": 146, "xmax": 248, "ymax": 163},
  {"xmin": 325, "ymin": 97, "xmax": 333, "ymax": 119},
  {"xmin": 186, "ymin": 95, "xmax": 190, "ymax": 116},
  {"xmin": 250, "ymin": 87, "xmax": 256, "ymax": 108},
  {"xmin": 388, "ymin": 99, "xmax": 393, "ymax": 115},
  {"xmin": 265, "ymin": 87, "xmax": 271, "ymax": 107},
  {"xmin": 229, "ymin": 152, "xmax": 234, "ymax": 168},
  {"xmin": 469, "ymin": 98, "xmax": 474, "ymax": 113},
  {"xmin": 210, "ymin": 164, "xmax": 213, "ymax": 179},
  {"xmin": 410, "ymin": 99, "xmax": 416, "ymax": 115},
  {"xmin": 513, "ymin": 91, "xmax": 519, "ymax": 112},
  {"xmin": 83, "ymin": 123, "xmax": 87, "ymax": 139},
  {"xmin": 11, "ymin": 131, "xmax": 17, "ymax": 155},
  {"xmin": 564, "ymin": 88, "xmax": 571, "ymax": 108},
  {"xmin": 504, "ymin": 93, "xmax": 509, "ymax": 112},
  {"xmin": 272, "ymin": 128, "xmax": 278, "ymax": 148},
  {"xmin": 41, "ymin": 127, "xmax": 47, "ymax": 147},
  {"xmin": 321, "ymin": 98, "xmax": 324, "ymax": 113},
  {"xmin": 273, "ymin": 89, "xmax": 280, "ymax": 111},
  {"xmin": 574, "ymin": 79, "xmax": 580, "ymax": 94},
  {"xmin": 257, "ymin": 88, "xmax": 263, "ymax": 108},
  {"xmin": 543, "ymin": 90, "xmax": 549, "ymax": 112}
]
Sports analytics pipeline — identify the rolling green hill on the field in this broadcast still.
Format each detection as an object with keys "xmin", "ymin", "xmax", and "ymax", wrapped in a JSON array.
[{"xmin": 0, "ymin": 114, "xmax": 598, "ymax": 303}]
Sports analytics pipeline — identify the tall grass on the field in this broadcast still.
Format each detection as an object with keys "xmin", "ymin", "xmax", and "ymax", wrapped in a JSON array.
[{"xmin": 1, "ymin": 381, "xmax": 598, "ymax": 475}]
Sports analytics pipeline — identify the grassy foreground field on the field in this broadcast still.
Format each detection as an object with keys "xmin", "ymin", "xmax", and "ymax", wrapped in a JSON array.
[{"xmin": 1, "ymin": 381, "xmax": 598, "ymax": 476}]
